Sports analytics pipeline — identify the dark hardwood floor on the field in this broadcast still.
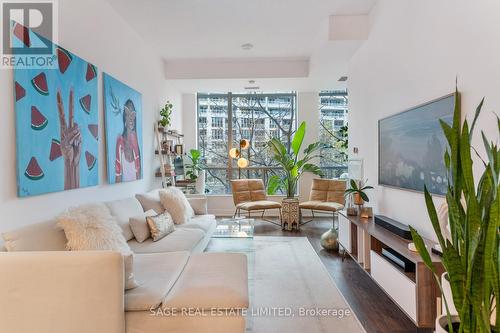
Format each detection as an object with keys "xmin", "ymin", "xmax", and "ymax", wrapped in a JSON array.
[{"xmin": 207, "ymin": 218, "xmax": 420, "ymax": 333}]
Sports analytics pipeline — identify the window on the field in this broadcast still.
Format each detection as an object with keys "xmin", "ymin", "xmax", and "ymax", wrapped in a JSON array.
[
  {"xmin": 319, "ymin": 90, "xmax": 348, "ymax": 179},
  {"xmin": 212, "ymin": 129, "xmax": 224, "ymax": 140},
  {"xmin": 212, "ymin": 117, "xmax": 224, "ymax": 128},
  {"xmin": 197, "ymin": 92, "xmax": 297, "ymax": 195}
]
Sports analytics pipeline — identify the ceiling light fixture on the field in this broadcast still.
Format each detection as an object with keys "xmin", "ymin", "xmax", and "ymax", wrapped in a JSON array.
[
  {"xmin": 248, "ymin": 80, "xmax": 256, "ymax": 84},
  {"xmin": 338, "ymin": 76, "xmax": 348, "ymax": 82},
  {"xmin": 241, "ymin": 43, "xmax": 253, "ymax": 51}
]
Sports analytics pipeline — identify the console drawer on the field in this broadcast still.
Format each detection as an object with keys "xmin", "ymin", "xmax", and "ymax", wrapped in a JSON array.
[{"xmin": 370, "ymin": 250, "xmax": 417, "ymax": 322}]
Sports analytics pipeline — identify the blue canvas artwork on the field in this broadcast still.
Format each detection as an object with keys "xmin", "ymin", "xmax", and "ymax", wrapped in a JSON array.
[
  {"xmin": 378, "ymin": 94, "xmax": 454, "ymax": 195},
  {"xmin": 13, "ymin": 25, "xmax": 98, "ymax": 197},
  {"xmin": 103, "ymin": 73, "xmax": 143, "ymax": 184}
]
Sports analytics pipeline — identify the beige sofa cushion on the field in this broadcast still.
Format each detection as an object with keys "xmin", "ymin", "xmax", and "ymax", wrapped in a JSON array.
[
  {"xmin": 129, "ymin": 209, "xmax": 157, "ymax": 243},
  {"xmin": 57, "ymin": 203, "xmax": 138, "ymax": 290},
  {"xmin": 125, "ymin": 252, "xmax": 190, "ymax": 311},
  {"xmin": 162, "ymin": 253, "xmax": 249, "ymax": 309},
  {"xmin": 179, "ymin": 215, "xmax": 216, "ymax": 234},
  {"xmin": 128, "ymin": 228, "xmax": 204, "ymax": 254},
  {"xmin": 105, "ymin": 198, "xmax": 145, "ymax": 241},
  {"xmin": 2, "ymin": 220, "xmax": 67, "ymax": 252},
  {"xmin": 159, "ymin": 187, "xmax": 195, "ymax": 225},
  {"xmin": 136, "ymin": 190, "xmax": 165, "ymax": 214}
]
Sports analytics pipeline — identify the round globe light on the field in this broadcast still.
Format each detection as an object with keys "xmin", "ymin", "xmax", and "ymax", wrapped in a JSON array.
[
  {"xmin": 240, "ymin": 139, "xmax": 250, "ymax": 150},
  {"xmin": 229, "ymin": 148, "xmax": 240, "ymax": 158},
  {"xmin": 237, "ymin": 157, "xmax": 249, "ymax": 168}
]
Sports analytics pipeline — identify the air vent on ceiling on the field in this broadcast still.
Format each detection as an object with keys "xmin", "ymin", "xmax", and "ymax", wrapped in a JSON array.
[
  {"xmin": 244, "ymin": 86, "xmax": 260, "ymax": 90},
  {"xmin": 338, "ymin": 76, "xmax": 348, "ymax": 82}
]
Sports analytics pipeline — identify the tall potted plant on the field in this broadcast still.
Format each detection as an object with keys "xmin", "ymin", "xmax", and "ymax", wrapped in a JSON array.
[
  {"xmin": 185, "ymin": 149, "xmax": 205, "ymax": 194},
  {"xmin": 410, "ymin": 88, "xmax": 499, "ymax": 333},
  {"xmin": 267, "ymin": 121, "xmax": 323, "ymax": 230}
]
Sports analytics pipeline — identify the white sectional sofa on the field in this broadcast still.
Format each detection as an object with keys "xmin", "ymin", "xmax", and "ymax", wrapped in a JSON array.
[{"xmin": 0, "ymin": 189, "xmax": 249, "ymax": 333}]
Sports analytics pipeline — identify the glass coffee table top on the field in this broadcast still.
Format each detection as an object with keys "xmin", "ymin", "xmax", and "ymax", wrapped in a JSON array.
[{"xmin": 213, "ymin": 218, "xmax": 254, "ymax": 238}]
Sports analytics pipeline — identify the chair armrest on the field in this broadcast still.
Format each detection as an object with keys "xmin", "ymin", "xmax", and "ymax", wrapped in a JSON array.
[
  {"xmin": 188, "ymin": 196, "xmax": 208, "ymax": 215},
  {"xmin": 0, "ymin": 251, "xmax": 125, "ymax": 333}
]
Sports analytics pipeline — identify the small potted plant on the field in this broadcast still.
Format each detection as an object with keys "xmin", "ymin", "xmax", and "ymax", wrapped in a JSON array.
[
  {"xmin": 159, "ymin": 101, "xmax": 173, "ymax": 129},
  {"xmin": 344, "ymin": 179, "xmax": 373, "ymax": 216}
]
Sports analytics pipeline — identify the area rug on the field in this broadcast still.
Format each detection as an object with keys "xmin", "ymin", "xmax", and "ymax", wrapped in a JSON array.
[{"xmin": 207, "ymin": 236, "xmax": 366, "ymax": 333}]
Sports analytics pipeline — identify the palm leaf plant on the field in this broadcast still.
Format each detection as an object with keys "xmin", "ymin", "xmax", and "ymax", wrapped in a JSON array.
[
  {"xmin": 267, "ymin": 121, "xmax": 324, "ymax": 198},
  {"xmin": 410, "ymin": 88, "xmax": 499, "ymax": 333}
]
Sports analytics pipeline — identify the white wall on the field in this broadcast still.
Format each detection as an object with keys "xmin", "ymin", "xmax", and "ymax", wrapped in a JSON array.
[
  {"xmin": 181, "ymin": 91, "xmax": 323, "ymax": 216},
  {"xmin": 0, "ymin": 0, "xmax": 181, "ymax": 233},
  {"xmin": 348, "ymin": 0, "xmax": 500, "ymax": 240}
]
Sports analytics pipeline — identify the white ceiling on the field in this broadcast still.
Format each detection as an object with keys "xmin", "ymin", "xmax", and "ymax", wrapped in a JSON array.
[{"xmin": 106, "ymin": 0, "xmax": 376, "ymax": 92}]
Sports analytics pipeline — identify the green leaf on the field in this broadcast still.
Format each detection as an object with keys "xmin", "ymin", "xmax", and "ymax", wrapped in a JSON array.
[
  {"xmin": 359, "ymin": 191, "xmax": 369, "ymax": 202},
  {"xmin": 292, "ymin": 121, "xmax": 306, "ymax": 157},
  {"xmin": 469, "ymin": 97, "xmax": 484, "ymax": 139},
  {"xmin": 189, "ymin": 149, "xmax": 201, "ymax": 160},
  {"xmin": 410, "ymin": 226, "xmax": 437, "ymax": 274},
  {"xmin": 350, "ymin": 179, "xmax": 358, "ymax": 190},
  {"xmin": 267, "ymin": 175, "xmax": 283, "ymax": 195},
  {"xmin": 424, "ymin": 187, "xmax": 446, "ymax": 248}
]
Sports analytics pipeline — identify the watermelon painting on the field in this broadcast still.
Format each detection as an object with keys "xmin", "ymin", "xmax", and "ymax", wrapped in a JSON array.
[
  {"xmin": 85, "ymin": 64, "xmax": 97, "ymax": 82},
  {"xmin": 85, "ymin": 151, "xmax": 96, "ymax": 171},
  {"xmin": 49, "ymin": 139, "xmax": 62, "ymax": 161},
  {"xmin": 13, "ymin": 25, "xmax": 98, "ymax": 197},
  {"xmin": 57, "ymin": 47, "xmax": 73, "ymax": 74},
  {"xmin": 31, "ymin": 106, "xmax": 48, "ymax": 130},
  {"xmin": 31, "ymin": 72, "xmax": 49, "ymax": 96},
  {"xmin": 15, "ymin": 82, "xmax": 26, "ymax": 101},
  {"xmin": 79, "ymin": 94, "xmax": 91, "ymax": 114},
  {"xmin": 88, "ymin": 124, "xmax": 98, "ymax": 140},
  {"xmin": 24, "ymin": 157, "xmax": 44, "ymax": 181},
  {"xmin": 13, "ymin": 22, "xmax": 31, "ymax": 47}
]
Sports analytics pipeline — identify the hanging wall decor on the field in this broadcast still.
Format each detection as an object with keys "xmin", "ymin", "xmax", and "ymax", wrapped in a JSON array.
[
  {"xmin": 103, "ymin": 73, "xmax": 143, "ymax": 184},
  {"xmin": 13, "ymin": 24, "xmax": 98, "ymax": 197}
]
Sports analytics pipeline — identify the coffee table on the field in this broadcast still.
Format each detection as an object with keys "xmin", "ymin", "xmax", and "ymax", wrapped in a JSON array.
[{"xmin": 212, "ymin": 217, "xmax": 254, "ymax": 238}]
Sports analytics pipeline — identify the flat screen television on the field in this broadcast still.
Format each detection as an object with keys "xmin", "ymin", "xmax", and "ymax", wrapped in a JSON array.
[{"xmin": 378, "ymin": 93, "xmax": 455, "ymax": 195}]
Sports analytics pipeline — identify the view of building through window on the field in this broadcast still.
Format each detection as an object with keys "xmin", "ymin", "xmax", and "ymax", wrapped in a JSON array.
[
  {"xmin": 318, "ymin": 90, "xmax": 349, "ymax": 179},
  {"xmin": 197, "ymin": 92, "xmax": 297, "ymax": 195},
  {"xmin": 197, "ymin": 91, "xmax": 348, "ymax": 195}
]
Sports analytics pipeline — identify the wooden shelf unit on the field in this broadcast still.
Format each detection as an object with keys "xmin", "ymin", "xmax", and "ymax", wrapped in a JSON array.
[{"xmin": 338, "ymin": 211, "xmax": 444, "ymax": 330}]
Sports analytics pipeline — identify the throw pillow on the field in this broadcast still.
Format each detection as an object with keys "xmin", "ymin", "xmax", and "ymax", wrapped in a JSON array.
[
  {"xmin": 146, "ymin": 212, "xmax": 175, "ymax": 241},
  {"xmin": 57, "ymin": 203, "xmax": 139, "ymax": 290},
  {"xmin": 159, "ymin": 187, "xmax": 195, "ymax": 225},
  {"xmin": 135, "ymin": 190, "xmax": 165, "ymax": 214},
  {"xmin": 129, "ymin": 209, "xmax": 157, "ymax": 243}
]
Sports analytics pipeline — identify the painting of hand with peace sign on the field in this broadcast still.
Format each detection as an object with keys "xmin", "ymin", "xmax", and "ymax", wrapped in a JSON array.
[
  {"xmin": 57, "ymin": 88, "xmax": 82, "ymax": 190},
  {"xmin": 13, "ymin": 26, "xmax": 98, "ymax": 197}
]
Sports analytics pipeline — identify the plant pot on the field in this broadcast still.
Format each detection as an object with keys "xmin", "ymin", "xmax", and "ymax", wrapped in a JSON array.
[
  {"xmin": 435, "ymin": 314, "xmax": 460, "ymax": 333},
  {"xmin": 441, "ymin": 272, "xmax": 458, "ymax": 315},
  {"xmin": 353, "ymin": 193, "xmax": 364, "ymax": 206},
  {"xmin": 281, "ymin": 198, "xmax": 300, "ymax": 231},
  {"xmin": 195, "ymin": 170, "xmax": 205, "ymax": 194}
]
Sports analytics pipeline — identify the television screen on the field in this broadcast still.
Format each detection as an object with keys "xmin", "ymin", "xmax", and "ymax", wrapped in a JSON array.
[{"xmin": 378, "ymin": 94, "xmax": 454, "ymax": 195}]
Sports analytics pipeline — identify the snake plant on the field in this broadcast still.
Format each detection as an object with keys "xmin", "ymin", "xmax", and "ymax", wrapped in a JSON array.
[{"xmin": 410, "ymin": 88, "xmax": 499, "ymax": 333}]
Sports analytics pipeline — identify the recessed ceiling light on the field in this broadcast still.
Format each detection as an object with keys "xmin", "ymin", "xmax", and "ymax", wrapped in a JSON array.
[
  {"xmin": 241, "ymin": 43, "xmax": 253, "ymax": 51},
  {"xmin": 248, "ymin": 80, "xmax": 256, "ymax": 84},
  {"xmin": 338, "ymin": 76, "xmax": 348, "ymax": 82}
]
